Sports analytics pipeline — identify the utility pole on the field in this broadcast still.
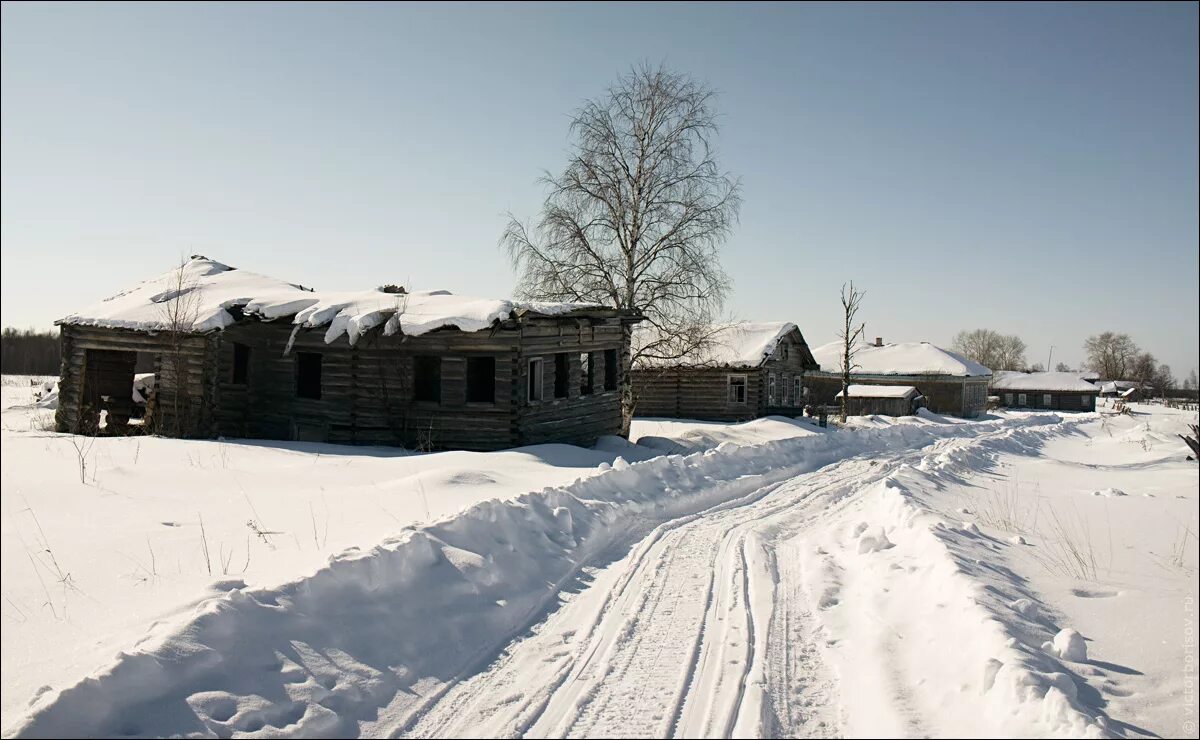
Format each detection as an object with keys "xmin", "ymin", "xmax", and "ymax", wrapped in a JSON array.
[{"xmin": 1047, "ymin": 345, "xmax": 1054, "ymax": 372}]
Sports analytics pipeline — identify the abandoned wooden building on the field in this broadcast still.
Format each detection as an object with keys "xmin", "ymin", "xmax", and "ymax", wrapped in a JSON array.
[
  {"xmin": 54, "ymin": 257, "xmax": 642, "ymax": 451},
  {"xmin": 989, "ymin": 371, "xmax": 1100, "ymax": 411},
  {"xmin": 807, "ymin": 338, "xmax": 992, "ymax": 418},
  {"xmin": 834, "ymin": 384, "xmax": 925, "ymax": 417},
  {"xmin": 630, "ymin": 322, "xmax": 819, "ymax": 421}
]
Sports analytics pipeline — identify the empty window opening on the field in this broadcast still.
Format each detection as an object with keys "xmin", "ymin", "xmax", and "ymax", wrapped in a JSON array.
[
  {"xmin": 528, "ymin": 358, "xmax": 544, "ymax": 403},
  {"xmin": 414, "ymin": 356, "xmax": 442, "ymax": 403},
  {"xmin": 296, "ymin": 353, "xmax": 322, "ymax": 400},
  {"xmin": 604, "ymin": 349, "xmax": 618, "ymax": 391},
  {"xmin": 466, "ymin": 356, "xmax": 496, "ymax": 403},
  {"xmin": 554, "ymin": 353, "xmax": 570, "ymax": 398},
  {"xmin": 232, "ymin": 342, "xmax": 250, "ymax": 384},
  {"xmin": 580, "ymin": 352, "xmax": 595, "ymax": 396}
]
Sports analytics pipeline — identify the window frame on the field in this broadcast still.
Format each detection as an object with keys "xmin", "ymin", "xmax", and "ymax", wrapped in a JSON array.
[
  {"xmin": 1005, "ymin": 393, "xmax": 1013, "ymax": 405},
  {"xmin": 768, "ymin": 372, "xmax": 777, "ymax": 405},
  {"xmin": 794, "ymin": 376, "xmax": 803, "ymax": 406},
  {"xmin": 1042, "ymin": 393, "xmax": 1052, "ymax": 408},
  {"xmin": 727, "ymin": 374, "xmax": 748, "ymax": 404},
  {"xmin": 1017, "ymin": 393, "xmax": 1027, "ymax": 406},
  {"xmin": 528, "ymin": 358, "xmax": 544, "ymax": 404}
]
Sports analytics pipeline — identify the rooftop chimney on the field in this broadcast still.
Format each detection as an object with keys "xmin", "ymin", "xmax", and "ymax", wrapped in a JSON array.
[{"xmin": 875, "ymin": 337, "xmax": 883, "ymax": 347}]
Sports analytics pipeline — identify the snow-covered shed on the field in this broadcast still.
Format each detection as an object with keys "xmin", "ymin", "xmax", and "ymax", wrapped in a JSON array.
[
  {"xmin": 54, "ymin": 257, "xmax": 642, "ymax": 450},
  {"xmin": 807, "ymin": 338, "xmax": 992, "ymax": 418},
  {"xmin": 990, "ymin": 371, "xmax": 1100, "ymax": 411},
  {"xmin": 833, "ymin": 384, "xmax": 925, "ymax": 417},
  {"xmin": 630, "ymin": 322, "xmax": 819, "ymax": 421}
]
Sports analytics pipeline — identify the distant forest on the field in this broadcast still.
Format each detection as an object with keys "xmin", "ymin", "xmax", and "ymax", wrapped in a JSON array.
[{"xmin": 1, "ymin": 328, "xmax": 61, "ymax": 375}]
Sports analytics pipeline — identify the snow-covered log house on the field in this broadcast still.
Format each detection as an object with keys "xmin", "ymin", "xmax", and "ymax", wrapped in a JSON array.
[
  {"xmin": 54, "ymin": 257, "xmax": 642, "ymax": 451},
  {"xmin": 630, "ymin": 322, "xmax": 819, "ymax": 421}
]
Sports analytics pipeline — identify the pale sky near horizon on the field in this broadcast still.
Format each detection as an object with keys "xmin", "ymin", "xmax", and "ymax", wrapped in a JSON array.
[{"xmin": 2, "ymin": 2, "xmax": 1197, "ymax": 375}]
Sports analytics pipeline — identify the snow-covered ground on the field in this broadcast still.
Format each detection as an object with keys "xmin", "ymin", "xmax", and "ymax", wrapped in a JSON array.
[
  {"xmin": 2, "ymin": 375, "xmax": 1197, "ymax": 738},
  {"xmin": 1, "ymin": 375, "xmax": 658, "ymax": 731}
]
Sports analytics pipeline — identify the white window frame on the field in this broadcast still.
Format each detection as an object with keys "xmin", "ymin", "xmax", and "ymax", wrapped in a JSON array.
[
  {"xmin": 1005, "ymin": 393, "xmax": 1013, "ymax": 405},
  {"xmin": 768, "ymin": 372, "xmax": 777, "ymax": 405},
  {"xmin": 1042, "ymin": 393, "xmax": 1052, "ymax": 407},
  {"xmin": 528, "ymin": 358, "xmax": 544, "ymax": 403},
  {"xmin": 727, "ymin": 374, "xmax": 748, "ymax": 404},
  {"xmin": 1017, "ymin": 393, "xmax": 1027, "ymax": 406},
  {"xmin": 781, "ymin": 374, "xmax": 789, "ymax": 405},
  {"xmin": 794, "ymin": 377, "xmax": 803, "ymax": 406}
]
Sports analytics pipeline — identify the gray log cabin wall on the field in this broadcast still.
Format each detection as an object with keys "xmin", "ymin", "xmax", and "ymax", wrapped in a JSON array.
[
  {"xmin": 806, "ymin": 373, "xmax": 990, "ymax": 418},
  {"xmin": 993, "ymin": 390, "xmax": 1097, "ymax": 411},
  {"xmin": 631, "ymin": 329, "xmax": 817, "ymax": 421},
  {"xmin": 55, "ymin": 325, "xmax": 217, "ymax": 437},
  {"xmin": 57, "ymin": 314, "xmax": 634, "ymax": 451}
]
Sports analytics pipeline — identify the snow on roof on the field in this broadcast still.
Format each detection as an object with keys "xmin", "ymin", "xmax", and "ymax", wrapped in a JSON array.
[
  {"xmin": 634, "ymin": 321, "xmax": 797, "ymax": 368},
  {"xmin": 57, "ymin": 256, "xmax": 604, "ymax": 345},
  {"xmin": 811, "ymin": 340, "xmax": 991, "ymax": 378},
  {"xmin": 1079, "ymin": 371, "xmax": 1100, "ymax": 381},
  {"xmin": 990, "ymin": 371, "xmax": 1101, "ymax": 393},
  {"xmin": 834, "ymin": 384, "xmax": 920, "ymax": 399}
]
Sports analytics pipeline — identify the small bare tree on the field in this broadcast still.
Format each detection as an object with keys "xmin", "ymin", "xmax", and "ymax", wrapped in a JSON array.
[
  {"xmin": 838, "ymin": 281, "xmax": 866, "ymax": 423},
  {"xmin": 502, "ymin": 63, "xmax": 741, "ymax": 434},
  {"xmin": 156, "ymin": 258, "xmax": 203, "ymax": 436}
]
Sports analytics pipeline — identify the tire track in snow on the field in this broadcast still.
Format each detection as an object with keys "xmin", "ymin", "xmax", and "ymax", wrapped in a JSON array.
[{"xmin": 407, "ymin": 455, "xmax": 890, "ymax": 739}]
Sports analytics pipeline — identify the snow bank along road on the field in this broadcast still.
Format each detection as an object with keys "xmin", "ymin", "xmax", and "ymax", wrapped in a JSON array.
[{"xmin": 7, "ymin": 414, "xmax": 1126, "ymax": 737}]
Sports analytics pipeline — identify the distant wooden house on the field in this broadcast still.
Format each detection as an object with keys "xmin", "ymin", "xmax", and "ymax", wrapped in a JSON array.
[
  {"xmin": 990, "ymin": 371, "xmax": 1100, "ymax": 411},
  {"xmin": 1097, "ymin": 380, "xmax": 1144, "ymax": 400},
  {"xmin": 54, "ymin": 257, "xmax": 642, "ymax": 451},
  {"xmin": 807, "ymin": 338, "xmax": 992, "ymax": 418},
  {"xmin": 631, "ymin": 322, "xmax": 819, "ymax": 421},
  {"xmin": 834, "ymin": 384, "xmax": 925, "ymax": 417}
]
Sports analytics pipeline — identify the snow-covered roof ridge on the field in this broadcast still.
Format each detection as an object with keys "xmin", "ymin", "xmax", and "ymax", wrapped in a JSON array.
[
  {"xmin": 990, "ymin": 371, "xmax": 1101, "ymax": 393},
  {"xmin": 811, "ymin": 340, "xmax": 992, "ymax": 378},
  {"xmin": 634, "ymin": 321, "xmax": 799, "ymax": 369},
  {"xmin": 57, "ymin": 256, "xmax": 610, "ymax": 344}
]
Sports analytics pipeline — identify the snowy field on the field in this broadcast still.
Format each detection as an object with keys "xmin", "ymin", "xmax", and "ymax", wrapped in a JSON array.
[{"xmin": 2, "ymin": 374, "xmax": 1197, "ymax": 738}]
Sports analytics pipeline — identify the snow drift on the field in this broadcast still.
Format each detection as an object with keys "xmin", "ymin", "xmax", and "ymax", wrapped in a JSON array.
[{"xmin": 8, "ymin": 412, "xmax": 1094, "ymax": 738}]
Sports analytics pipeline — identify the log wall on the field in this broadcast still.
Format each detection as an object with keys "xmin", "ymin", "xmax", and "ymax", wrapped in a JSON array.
[
  {"xmin": 630, "ymin": 329, "xmax": 817, "ymax": 421},
  {"xmin": 57, "ymin": 314, "xmax": 633, "ymax": 451},
  {"xmin": 806, "ymin": 372, "xmax": 990, "ymax": 418},
  {"xmin": 992, "ymin": 390, "xmax": 1097, "ymax": 411},
  {"xmin": 55, "ymin": 325, "xmax": 216, "ymax": 436}
]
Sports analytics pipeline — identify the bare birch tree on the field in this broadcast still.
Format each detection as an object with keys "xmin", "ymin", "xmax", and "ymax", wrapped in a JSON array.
[
  {"xmin": 838, "ymin": 281, "xmax": 866, "ymax": 423},
  {"xmin": 951, "ymin": 329, "xmax": 1027, "ymax": 371},
  {"xmin": 502, "ymin": 63, "xmax": 741, "ymax": 434},
  {"xmin": 156, "ymin": 259, "xmax": 202, "ymax": 436},
  {"xmin": 1083, "ymin": 332, "xmax": 1139, "ymax": 380}
]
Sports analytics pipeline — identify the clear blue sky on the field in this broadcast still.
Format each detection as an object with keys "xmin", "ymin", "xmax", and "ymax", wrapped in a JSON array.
[{"xmin": 2, "ymin": 2, "xmax": 1197, "ymax": 374}]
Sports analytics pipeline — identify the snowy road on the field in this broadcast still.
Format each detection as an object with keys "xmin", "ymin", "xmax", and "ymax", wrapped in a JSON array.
[
  {"xmin": 14, "ymin": 412, "xmax": 1166, "ymax": 739},
  {"xmin": 401, "ymin": 452, "xmax": 922, "ymax": 738}
]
